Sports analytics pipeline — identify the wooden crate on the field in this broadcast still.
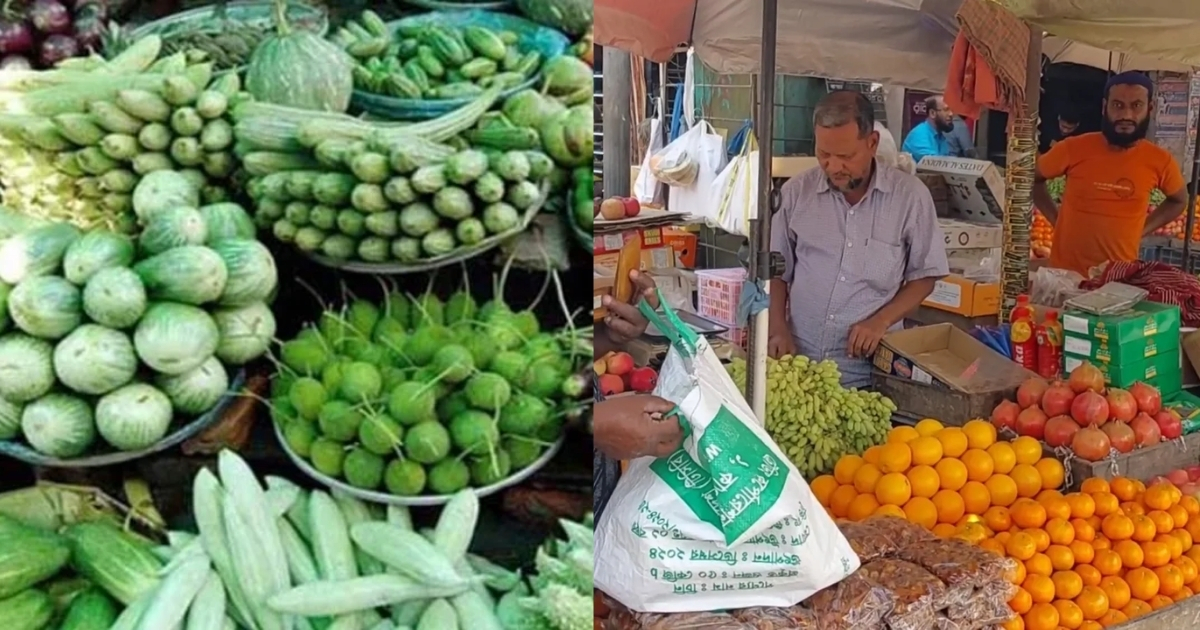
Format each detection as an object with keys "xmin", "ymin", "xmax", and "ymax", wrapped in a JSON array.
[
  {"xmin": 1063, "ymin": 431, "xmax": 1200, "ymax": 490},
  {"xmin": 1112, "ymin": 593, "xmax": 1200, "ymax": 628}
]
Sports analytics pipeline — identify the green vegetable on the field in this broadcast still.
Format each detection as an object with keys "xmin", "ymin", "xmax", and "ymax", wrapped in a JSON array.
[
  {"xmin": 156, "ymin": 355, "xmax": 230, "ymax": 415},
  {"xmin": 89, "ymin": 101, "xmax": 144, "ymax": 134},
  {"xmin": 132, "ymin": 170, "xmax": 201, "ymax": 224},
  {"xmin": 482, "ymin": 202, "xmax": 521, "ymax": 234},
  {"xmin": 94, "ymin": 382, "xmax": 173, "ymax": 452},
  {"xmin": 245, "ymin": 6, "xmax": 356, "ymax": 112},
  {"xmin": 65, "ymin": 520, "xmax": 163, "ymax": 605},
  {"xmin": 117, "ymin": 89, "xmax": 171, "ymax": 122},
  {"xmin": 132, "ymin": 302, "xmax": 220, "ymax": 375},
  {"xmin": 82, "ymin": 267, "xmax": 147, "ymax": 330},
  {"xmin": 134, "ymin": 245, "xmax": 228, "ymax": 305},
  {"xmin": 8, "ymin": 275, "xmax": 82, "ymax": 340},
  {"xmin": 199, "ymin": 203, "xmax": 256, "ymax": 244},
  {"xmin": 139, "ymin": 206, "xmax": 208, "ymax": 255},
  {"xmin": 0, "ymin": 589, "xmax": 53, "ymax": 630},
  {"xmin": 52, "ymin": 324, "xmax": 137, "ymax": 395},
  {"xmin": 463, "ymin": 26, "xmax": 508, "ymax": 61},
  {"xmin": 210, "ymin": 239, "xmax": 278, "ymax": 307},
  {"xmin": 59, "ymin": 588, "xmax": 119, "ymax": 630},
  {"xmin": 540, "ymin": 106, "xmax": 593, "ymax": 167},
  {"xmin": 313, "ymin": 173, "xmax": 357, "ymax": 206},
  {"xmin": 61, "ymin": 230, "xmax": 135, "ymax": 285}
]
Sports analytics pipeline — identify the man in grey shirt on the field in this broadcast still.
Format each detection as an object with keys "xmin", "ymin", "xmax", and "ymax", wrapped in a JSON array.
[
  {"xmin": 768, "ymin": 91, "xmax": 950, "ymax": 387},
  {"xmin": 946, "ymin": 115, "xmax": 978, "ymax": 158}
]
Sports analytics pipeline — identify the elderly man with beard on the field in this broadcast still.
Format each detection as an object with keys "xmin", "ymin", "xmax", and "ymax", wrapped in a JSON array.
[
  {"xmin": 768, "ymin": 91, "xmax": 950, "ymax": 387},
  {"xmin": 1033, "ymin": 72, "xmax": 1188, "ymax": 275},
  {"xmin": 902, "ymin": 94, "xmax": 956, "ymax": 163}
]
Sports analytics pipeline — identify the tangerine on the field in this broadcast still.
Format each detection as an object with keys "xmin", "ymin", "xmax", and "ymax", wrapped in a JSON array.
[
  {"xmin": 1173, "ymin": 585, "xmax": 1194, "ymax": 602},
  {"xmin": 1180, "ymin": 495, "xmax": 1200, "ymax": 516},
  {"xmin": 1081, "ymin": 478, "xmax": 1111, "ymax": 495},
  {"xmin": 1099, "ymin": 576, "xmax": 1131, "ymax": 610},
  {"xmin": 1077, "ymin": 564, "xmax": 1102, "ymax": 586},
  {"xmin": 1175, "ymin": 556, "xmax": 1199, "ymax": 583},
  {"xmin": 988, "ymin": 442, "xmax": 1017, "ymax": 474},
  {"xmin": 1148, "ymin": 594, "xmax": 1174, "ymax": 610},
  {"xmin": 1142, "ymin": 541, "xmax": 1171, "ymax": 568},
  {"xmin": 1120, "ymin": 501, "xmax": 1145, "ymax": 516},
  {"xmin": 1028, "ymin": 528, "xmax": 1052, "ymax": 553},
  {"xmin": 962, "ymin": 480, "xmax": 993, "ymax": 513},
  {"xmin": 933, "ymin": 522, "xmax": 958, "ymax": 538},
  {"xmin": 936, "ymin": 427, "xmax": 969, "ymax": 458},
  {"xmin": 873, "ymin": 504, "xmax": 906, "ymax": 518},
  {"xmin": 1109, "ymin": 477, "xmax": 1138, "ymax": 502},
  {"xmin": 915, "ymin": 418, "xmax": 944, "ymax": 436},
  {"xmin": 987, "ymin": 476, "xmax": 1020, "ymax": 508},
  {"xmin": 1013, "ymin": 499, "xmax": 1049, "ymax": 529},
  {"xmin": 1100, "ymin": 514, "xmax": 1134, "ymax": 541},
  {"xmin": 1080, "ymin": 622, "xmax": 1102, "ymax": 630},
  {"xmin": 1187, "ymin": 516, "xmax": 1200, "ymax": 542},
  {"xmin": 1168, "ymin": 504, "xmax": 1190, "ymax": 530},
  {"xmin": 985, "ymin": 506, "xmax": 1014, "ymax": 532},
  {"xmin": 1012, "ymin": 435, "xmax": 1043, "ymax": 465},
  {"xmin": 1093, "ymin": 549, "xmax": 1123, "ymax": 576},
  {"xmin": 1125, "ymin": 567, "xmax": 1160, "ymax": 600},
  {"xmin": 1120, "ymin": 599, "xmax": 1152, "ymax": 618},
  {"xmin": 1113, "ymin": 540, "xmax": 1144, "ymax": 569},
  {"xmin": 1097, "ymin": 609, "xmax": 1127, "ymax": 627},
  {"xmin": 909, "ymin": 436, "xmax": 943, "ymax": 466},
  {"xmin": 1070, "ymin": 540, "xmax": 1096, "ymax": 565},
  {"xmin": 846, "ymin": 493, "xmax": 881, "ymax": 521},
  {"xmin": 811, "ymin": 475, "xmax": 839, "ymax": 506},
  {"xmin": 962, "ymin": 449, "xmax": 996, "ymax": 482},
  {"xmin": 1025, "ymin": 574, "xmax": 1057, "ymax": 603},
  {"xmin": 1048, "ymin": 544, "xmax": 1076, "ymax": 571},
  {"xmin": 862, "ymin": 445, "xmax": 883, "ymax": 465},
  {"xmin": 853, "ymin": 463, "xmax": 884, "ymax": 494},
  {"xmin": 1155, "ymin": 563, "xmax": 1185, "ymax": 596},
  {"xmin": 1009, "ymin": 587, "xmax": 1033, "ymax": 614},
  {"xmin": 1002, "ymin": 616, "xmax": 1025, "ymax": 630},
  {"xmin": 1067, "ymin": 493, "xmax": 1097, "ymax": 520},
  {"xmin": 1012, "ymin": 464, "xmax": 1045, "ymax": 498},
  {"xmin": 877, "ymin": 443, "xmax": 912, "ymax": 474},
  {"xmin": 906, "ymin": 465, "xmax": 940, "ymax": 498},
  {"xmin": 902, "ymin": 496, "xmax": 938, "ymax": 529},
  {"xmin": 1035, "ymin": 458, "xmax": 1066, "ymax": 490},
  {"xmin": 1172, "ymin": 528, "xmax": 1193, "ymax": 553},
  {"xmin": 1143, "ymin": 485, "xmax": 1174, "ymax": 511},
  {"xmin": 1072, "ymin": 518, "xmax": 1097, "ymax": 542},
  {"xmin": 1046, "ymin": 518, "xmax": 1076, "ymax": 545},
  {"xmin": 1024, "ymin": 601, "xmax": 1059, "ymax": 630},
  {"xmin": 1092, "ymin": 492, "xmax": 1120, "ymax": 516},
  {"xmin": 1053, "ymin": 570, "xmax": 1084, "ymax": 599},
  {"xmin": 887, "ymin": 425, "xmax": 920, "ymax": 443},
  {"xmin": 932, "ymin": 489, "xmax": 966, "ymax": 524},
  {"xmin": 1093, "ymin": 534, "xmax": 1111, "ymax": 550},
  {"xmin": 829, "ymin": 485, "xmax": 858, "ymax": 518},
  {"xmin": 1026, "ymin": 552, "xmax": 1054, "ymax": 577},
  {"xmin": 963, "ymin": 419, "xmax": 997, "ymax": 449},
  {"xmin": 936, "ymin": 458, "xmax": 969, "ymax": 491},
  {"xmin": 1054, "ymin": 599, "xmax": 1084, "ymax": 629},
  {"xmin": 875, "ymin": 473, "xmax": 912, "ymax": 506},
  {"xmin": 1074, "ymin": 585, "xmax": 1110, "ymax": 620},
  {"xmin": 1155, "ymin": 533, "xmax": 1183, "ymax": 561},
  {"xmin": 1130, "ymin": 514, "xmax": 1158, "ymax": 542},
  {"xmin": 1043, "ymin": 496, "xmax": 1073, "ymax": 521}
]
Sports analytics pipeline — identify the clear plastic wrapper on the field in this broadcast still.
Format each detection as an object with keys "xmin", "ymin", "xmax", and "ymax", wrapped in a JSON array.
[
  {"xmin": 732, "ymin": 606, "xmax": 820, "ymax": 629},
  {"xmin": 807, "ymin": 571, "xmax": 893, "ymax": 630},
  {"xmin": 858, "ymin": 559, "xmax": 946, "ymax": 630},
  {"xmin": 935, "ymin": 616, "xmax": 964, "ymax": 630},
  {"xmin": 864, "ymin": 516, "xmax": 938, "ymax": 550},
  {"xmin": 946, "ymin": 585, "xmax": 1017, "ymax": 626},
  {"xmin": 837, "ymin": 519, "xmax": 899, "ymax": 562},
  {"xmin": 893, "ymin": 538, "xmax": 1015, "ymax": 607},
  {"xmin": 606, "ymin": 610, "xmax": 753, "ymax": 630}
]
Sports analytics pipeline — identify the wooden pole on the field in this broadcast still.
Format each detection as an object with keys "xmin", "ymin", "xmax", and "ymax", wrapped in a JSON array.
[
  {"xmin": 603, "ymin": 46, "xmax": 633, "ymax": 197},
  {"xmin": 1000, "ymin": 29, "xmax": 1042, "ymax": 321}
]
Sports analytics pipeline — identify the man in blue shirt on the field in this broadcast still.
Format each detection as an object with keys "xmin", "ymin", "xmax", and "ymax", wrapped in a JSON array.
[
  {"xmin": 947, "ymin": 115, "xmax": 978, "ymax": 158},
  {"xmin": 902, "ymin": 95, "xmax": 955, "ymax": 163}
]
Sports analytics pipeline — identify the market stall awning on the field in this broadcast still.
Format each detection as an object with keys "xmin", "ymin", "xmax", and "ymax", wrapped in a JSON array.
[{"xmin": 1042, "ymin": 36, "xmax": 1194, "ymax": 72}]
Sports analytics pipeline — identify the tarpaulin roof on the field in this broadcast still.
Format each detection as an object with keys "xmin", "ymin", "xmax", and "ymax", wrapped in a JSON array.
[{"xmin": 595, "ymin": 0, "xmax": 1200, "ymax": 91}]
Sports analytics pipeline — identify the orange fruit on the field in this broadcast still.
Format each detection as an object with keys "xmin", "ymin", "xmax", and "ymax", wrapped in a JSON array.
[
  {"xmin": 1149, "ymin": 594, "xmax": 1174, "ymax": 609},
  {"xmin": 1130, "ymin": 514, "xmax": 1158, "ymax": 542},
  {"xmin": 1012, "ymin": 435, "xmax": 1043, "ymax": 465},
  {"xmin": 877, "ymin": 442, "xmax": 912, "ymax": 474},
  {"xmin": 1025, "ymin": 573, "xmax": 1057, "ymax": 603},
  {"xmin": 1072, "ymin": 518, "xmax": 1097, "ymax": 542},
  {"xmin": 1035, "ymin": 458, "xmax": 1066, "ymax": 490},
  {"xmin": 1142, "ymin": 541, "xmax": 1171, "ymax": 568},
  {"xmin": 1120, "ymin": 501, "xmax": 1145, "ymax": 516},
  {"xmin": 1024, "ymin": 601, "xmax": 1060, "ymax": 630},
  {"xmin": 1188, "ymin": 516, "xmax": 1200, "ymax": 542},
  {"xmin": 1099, "ymin": 576, "xmax": 1131, "ymax": 610},
  {"xmin": 1101, "ymin": 514, "xmax": 1134, "ymax": 541},
  {"xmin": 1013, "ymin": 499, "xmax": 1049, "ymax": 529},
  {"xmin": 829, "ymin": 485, "xmax": 858, "ymax": 517},
  {"xmin": 996, "ymin": 531, "xmax": 1013, "ymax": 545},
  {"xmin": 906, "ymin": 465, "xmax": 940, "ymax": 498},
  {"xmin": 1173, "ymin": 585, "xmax": 1194, "ymax": 601},
  {"xmin": 1054, "ymin": 599, "xmax": 1084, "ymax": 629},
  {"xmin": 1075, "ymin": 585, "xmax": 1110, "ymax": 620},
  {"xmin": 1043, "ymin": 496, "xmax": 1072, "ymax": 521},
  {"xmin": 1009, "ymin": 558, "xmax": 1028, "ymax": 584},
  {"xmin": 1175, "ymin": 556, "xmax": 1199, "ymax": 583},
  {"xmin": 1048, "ymin": 544, "xmax": 1076, "ymax": 571},
  {"xmin": 1081, "ymin": 478, "xmax": 1111, "ymax": 495},
  {"xmin": 1012, "ymin": 464, "xmax": 1044, "ymax": 498},
  {"xmin": 875, "ymin": 473, "xmax": 912, "ymax": 506},
  {"xmin": 1114, "ymin": 540, "xmax": 1144, "ymax": 569},
  {"xmin": 1168, "ymin": 484, "xmax": 1183, "ymax": 505},
  {"xmin": 1172, "ymin": 528, "xmax": 1193, "ymax": 553},
  {"xmin": 1109, "ymin": 477, "xmax": 1138, "ymax": 502},
  {"xmin": 1046, "ymin": 518, "xmax": 1076, "ymax": 545},
  {"xmin": 979, "ymin": 537, "xmax": 1005, "ymax": 554},
  {"xmin": 1180, "ymin": 495, "xmax": 1200, "ymax": 516},
  {"xmin": 811, "ymin": 475, "xmax": 839, "ymax": 506},
  {"xmin": 915, "ymin": 418, "xmax": 944, "ymax": 436},
  {"xmin": 902, "ymin": 496, "xmax": 938, "ymax": 529},
  {"xmin": 853, "ymin": 463, "xmax": 884, "ymax": 494},
  {"xmin": 1092, "ymin": 492, "xmax": 1120, "ymax": 517},
  {"xmin": 1067, "ymin": 493, "xmax": 1097, "ymax": 520},
  {"xmin": 961, "ymin": 480, "xmax": 992, "ymax": 513},
  {"xmin": 1156, "ymin": 533, "xmax": 1183, "ymax": 561},
  {"xmin": 847, "ymin": 493, "xmax": 881, "ymax": 521},
  {"xmin": 1155, "ymin": 563, "xmax": 1185, "ymax": 595},
  {"xmin": 988, "ymin": 441, "xmax": 1017, "ymax": 474},
  {"xmin": 1168, "ymin": 504, "xmax": 1189, "ymax": 529},
  {"xmin": 1097, "ymin": 609, "xmax": 1127, "ymax": 627},
  {"xmin": 1080, "ymin": 622, "xmax": 1103, "ymax": 630},
  {"xmin": 1009, "ymin": 587, "xmax": 1033, "ymax": 613},
  {"xmin": 1077, "ymin": 563, "xmax": 1102, "ymax": 586},
  {"xmin": 887, "ymin": 425, "xmax": 920, "ymax": 443},
  {"xmin": 1071, "ymin": 540, "xmax": 1096, "ymax": 565},
  {"xmin": 908, "ymin": 436, "xmax": 943, "ymax": 466},
  {"xmin": 1125, "ymin": 567, "xmax": 1160, "ymax": 600},
  {"xmin": 1143, "ymin": 485, "xmax": 1173, "ymax": 511},
  {"xmin": 1029, "ymin": 528, "xmax": 1052, "ymax": 553},
  {"xmin": 1026, "ymin": 552, "xmax": 1054, "ymax": 577},
  {"xmin": 862, "ymin": 445, "xmax": 883, "ymax": 465},
  {"xmin": 873, "ymin": 504, "xmax": 906, "ymax": 518},
  {"xmin": 1002, "ymin": 616, "xmax": 1025, "ymax": 630},
  {"xmin": 1054, "ymin": 570, "xmax": 1085, "ymax": 599},
  {"xmin": 834, "ymin": 455, "xmax": 865, "ymax": 485},
  {"xmin": 1007, "ymin": 531, "xmax": 1038, "ymax": 560},
  {"xmin": 985, "ymin": 506, "xmax": 1013, "ymax": 532},
  {"xmin": 961, "ymin": 449, "xmax": 995, "ymax": 482},
  {"xmin": 1093, "ymin": 534, "xmax": 1111, "ymax": 550},
  {"xmin": 936, "ymin": 458, "xmax": 969, "ymax": 491},
  {"xmin": 1093, "ymin": 549, "xmax": 1123, "ymax": 576},
  {"xmin": 932, "ymin": 489, "xmax": 966, "ymax": 524},
  {"xmin": 932, "ymin": 522, "xmax": 958, "ymax": 538},
  {"xmin": 936, "ymin": 427, "xmax": 969, "ymax": 458},
  {"xmin": 1121, "ymin": 599, "xmax": 1152, "ymax": 618},
  {"xmin": 963, "ymin": 419, "xmax": 997, "ymax": 449}
]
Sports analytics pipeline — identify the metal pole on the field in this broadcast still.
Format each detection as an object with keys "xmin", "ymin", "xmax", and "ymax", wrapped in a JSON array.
[
  {"xmin": 602, "ymin": 46, "xmax": 632, "ymax": 196},
  {"xmin": 1181, "ymin": 79, "xmax": 1200, "ymax": 270},
  {"xmin": 746, "ymin": 0, "xmax": 778, "ymax": 423}
]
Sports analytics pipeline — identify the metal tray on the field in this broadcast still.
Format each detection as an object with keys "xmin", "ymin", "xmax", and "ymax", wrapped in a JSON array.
[{"xmin": 644, "ymin": 310, "xmax": 729, "ymax": 338}]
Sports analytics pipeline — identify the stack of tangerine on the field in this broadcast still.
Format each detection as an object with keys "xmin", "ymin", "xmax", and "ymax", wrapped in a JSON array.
[
  {"xmin": 811, "ymin": 419, "xmax": 1066, "ymax": 537},
  {"xmin": 977, "ymin": 475, "xmax": 1200, "ymax": 629}
]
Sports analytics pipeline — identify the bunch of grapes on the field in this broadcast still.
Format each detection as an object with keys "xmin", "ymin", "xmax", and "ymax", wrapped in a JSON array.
[{"xmin": 727, "ymin": 355, "xmax": 895, "ymax": 479}]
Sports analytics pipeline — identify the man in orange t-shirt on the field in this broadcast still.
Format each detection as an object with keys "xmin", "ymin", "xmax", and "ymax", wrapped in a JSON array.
[{"xmin": 1033, "ymin": 72, "xmax": 1188, "ymax": 276}]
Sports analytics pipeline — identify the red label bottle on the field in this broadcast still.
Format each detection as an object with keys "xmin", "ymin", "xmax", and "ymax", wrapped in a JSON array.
[
  {"xmin": 1035, "ymin": 309, "xmax": 1063, "ymax": 379},
  {"xmin": 1010, "ymin": 294, "xmax": 1036, "ymax": 370}
]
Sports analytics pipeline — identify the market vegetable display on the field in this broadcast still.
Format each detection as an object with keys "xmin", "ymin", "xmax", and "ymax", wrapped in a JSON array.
[
  {"xmin": 0, "ymin": 186, "xmax": 275, "ymax": 459},
  {"xmin": 0, "ymin": 36, "xmax": 250, "ymax": 231},
  {"xmin": 727, "ymin": 355, "xmax": 896, "ymax": 479},
  {"xmin": 0, "ymin": 0, "xmax": 108, "ymax": 69},
  {"xmin": 267, "ymin": 275, "xmax": 588, "ymax": 497}
]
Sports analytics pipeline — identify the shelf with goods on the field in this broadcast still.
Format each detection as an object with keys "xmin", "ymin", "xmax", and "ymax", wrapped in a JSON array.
[{"xmin": 0, "ymin": 0, "xmax": 596, "ymax": 627}]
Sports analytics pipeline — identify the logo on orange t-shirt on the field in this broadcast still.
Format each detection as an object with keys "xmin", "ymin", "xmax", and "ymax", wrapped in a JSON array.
[{"xmin": 1093, "ymin": 178, "xmax": 1136, "ymax": 199}]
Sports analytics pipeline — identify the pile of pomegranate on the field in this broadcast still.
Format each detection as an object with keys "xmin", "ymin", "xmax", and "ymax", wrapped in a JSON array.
[{"xmin": 990, "ymin": 361, "xmax": 1181, "ymax": 462}]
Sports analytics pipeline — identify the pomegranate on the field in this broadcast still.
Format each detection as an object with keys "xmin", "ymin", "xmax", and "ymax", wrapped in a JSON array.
[
  {"xmin": 990, "ymin": 400, "xmax": 1021, "ymax": 432},
  {"xmin": 1015, "ymin": 405, "xmax": 1048, "ymax": 439},
  {"xmin": 1041, "ymin": 382, "xmax": 1077, "ymax": 417},
  {"xmin": 1070, "ymin": 391, "xmax": 1110, "ymax": 427},
  {"xmin": 1187, "ymin": 465, "xmax": 1200, "ymax": 481},
  {"xmin": 1016, "ymin": 377, "xmax": 1049, "ymax": 409},
  {"xmin": 1168, "ymin": 469, "xmax": 1191, "ymax": 486},
  {"xmin": 1067, "ymin": 361, "xmax": 1106, "ymax": 394},
  {"xmin": 1105, "ymin": 388, "xmax": 1137, "ymax": 423},
  {"xmin": 1044, "ymin": 415, "xmax": 1080, "ymax": 448},
  {"xmin": 1130, "ymin": 413, "xmax": 1162, "ymax": 447},
  {"xmin": 1101, "ymin": 421, "xmax": 1136, "ymax": 454},
  {"xmin": 1071, "ymin": 426, "xmax": 1112, "ymax": 462},
  {"xmin": 1154, "ymin": 410, "xmax": 1183, "ymax": 440},
  {"xmin": 1129, "ymin": 381, "xmax": 1162, "ymax": 415}
]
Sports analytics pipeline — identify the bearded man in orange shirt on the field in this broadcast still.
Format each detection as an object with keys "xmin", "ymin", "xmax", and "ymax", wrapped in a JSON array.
[{"xmin": 1033, "ymin": 72, "xmax": 1188, "ymax": 276}]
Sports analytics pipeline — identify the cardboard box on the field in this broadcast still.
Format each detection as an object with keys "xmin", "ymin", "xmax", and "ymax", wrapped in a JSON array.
[
  {"xmin": 594, "ymin": 270, "xmax": 614, "ymax": 322},
  {"xmin": 594, "ymin": 249, "xmax": 675, "ymax": 272},
  {"xmin": 662, "ymin": 227, "xmax": 698, "ymax": 269},
  {"xmin": 918, "ymin": 173, "xmax": 950, "ymax": 216},
  {"xmin": 946, "ymin": 248, "xmax": 1001, "ymax": 281},
  {"xmin": 940, "ymin": 218, "xmax": 1004, "ymax": 250},
  {"xmin": 871, "ymin": 323, "xmax": 1037, "ymax": 422},
  {"xmin": 1060, "ymin": 302, "xmax": 1182, "ymax": 344},
  {"xmin": 1064, "ymin": 350, "xmax": 1182, "ymax": 395},
  {"xmin": 1062, "ymin": 330, "xmax": 1180, "ymax": 365},
  {"xmin": 1182, "ymin": 329, "xmax": 1200, "ymax": 387},
  {"xmin": 922, "ymin": 275, "xmax": 1001, "ymax": 317},
  {"xmin": 916, "ymin": 157, "xmax": 1005, "ymax": 223}
]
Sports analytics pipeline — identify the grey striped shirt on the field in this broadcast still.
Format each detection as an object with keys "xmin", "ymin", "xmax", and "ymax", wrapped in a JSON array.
[{"xmin": 770, "ymin": 161, "xmax": 949, "ymax": 387}]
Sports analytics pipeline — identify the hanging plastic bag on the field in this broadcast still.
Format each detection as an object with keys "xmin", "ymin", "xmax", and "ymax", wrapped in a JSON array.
[
  {"xmin": 665, "ymin": 121, "xmax": 726, "ymax": 216},
  {"xmin": 709, "ymin": 133, "xmax": 759, "ymax": 236},
  {"xmin": 634, "ymin": 101, "xmax": 666, "ymax": 203},
  {"xmin": 650, "ymin": 122, "xmax": 707, "ymax": 186},
  {"xmin": 594, "ymin": 293, "xmax": 860, "ymax": 613}
]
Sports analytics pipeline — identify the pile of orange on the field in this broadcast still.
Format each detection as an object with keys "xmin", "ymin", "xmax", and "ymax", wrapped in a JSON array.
[
  {"xmin": 981, "ymin": 475, "xmax": 1200, "ymax": 630},
  {"xmin": 812, "ymin": 419, "xmax": 1064, "ymax": 538},
  {"xmin": 1032, "ymin": 212, "xmax": 1053, "ymax": 259}
]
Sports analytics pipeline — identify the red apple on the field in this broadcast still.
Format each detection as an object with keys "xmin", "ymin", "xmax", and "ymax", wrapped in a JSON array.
[
  {"xmin": 629, "ymin": 367, "xmax": 658, "ymax": 393},
  {"xmin": 605, "ymin": 352, "xmax": 635, "ymax": 376},
  {"xmin": 599, "ymin": 373, "xmax": 625, "ymax": 396},
  {"xmin": 621, "ymin": 197, "xmax": 641, "ymax": 218}
]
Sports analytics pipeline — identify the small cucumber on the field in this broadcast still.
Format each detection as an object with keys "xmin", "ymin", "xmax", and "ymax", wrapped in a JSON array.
[
  {"xmin": 416, "ymin": 46, "xmax": 445, "ymax": 78},
  {"xmin": 463, "ymin": 26, "xmax": 507, "ymax": 61},
  {"xmin": 347, "ymin": 37, "xmax": 389, "ymax": 59},
  {"xmin": 460, "ymin": 58, "xmax": 497, "ymax": 80}
]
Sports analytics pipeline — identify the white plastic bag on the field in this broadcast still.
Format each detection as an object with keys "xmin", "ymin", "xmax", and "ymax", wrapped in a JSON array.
[
  {"xmin": 634, "ymin": 104, "xmax": 665, "ymax": 203},
  {"xmin": 710, "ymin": 134, "xmax": 759, "ymax": 236},
  {"xmin": 594, "ymin": 295, "xmax": 860, "ymax": 614},
  {"xmin": 665, "ymin": 122, "xmax": 726, "ymax": 216},
  {"xmin": 650, "ymin": 124, "xmax": 704, "ymax": 186}
]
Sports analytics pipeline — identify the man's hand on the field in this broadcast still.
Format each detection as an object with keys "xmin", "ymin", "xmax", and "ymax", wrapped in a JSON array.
[
  {"xmin": 848, "ymin": 315, "xmax": 889, "ymax": 358},
  {"xmin": 767, "ymin": 333, "xmax": 796, "ymax": 359},
  {"xmin": 594, "ymin": 394, "xmax": 683, "ymax": 460},
  {"xmin": 602, "ymin": 270, "xmax": 659, "ymax": 346}
]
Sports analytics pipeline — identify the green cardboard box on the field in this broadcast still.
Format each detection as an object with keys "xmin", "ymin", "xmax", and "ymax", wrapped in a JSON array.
[
  {"xmin": 1060, "ymin": 301, "xmax": 1181, "ymax": 345},
  {"xmin": 1064, "ymin": 349, "xmax": 1182, "ymax": 395},
  {"xmin": 1062, "ymin": 330, "xmax": 1180, "ymax": 365}
]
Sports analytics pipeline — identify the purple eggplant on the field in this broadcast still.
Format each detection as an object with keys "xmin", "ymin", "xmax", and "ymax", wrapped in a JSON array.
[
  {"xmin": 29, "ymin": 0, "xmax": 72, "ymax": 36},
  {"xmin": 0, "ymin": 55, "xmax": 33, "ymax": 71},
  {"xmin": 0, "ymin": 19, "xmax": 35, "ymax": 54},
  {"xmin": 39, "ymin": 34, "xmax": 79, "ymax": 67}
]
